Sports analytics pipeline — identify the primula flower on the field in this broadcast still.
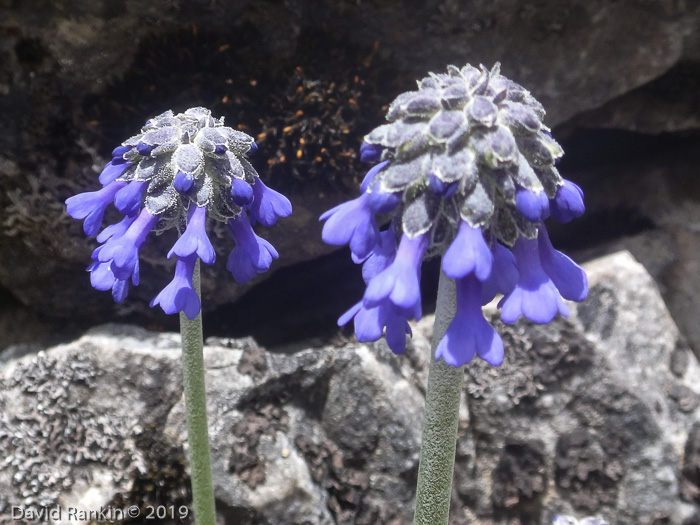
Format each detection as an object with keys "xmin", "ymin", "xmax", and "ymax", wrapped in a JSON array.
[
  {"xmin": 321, "ymin": 63, "xmax": 587, "ymax": 366},
  {"xmin": 435, "ymin": 275, "xmax": 504, "ymax": 367},
  {"xmin": 338, "ymin": 228, "xmax": 413, "ymax": 354},
  {"xmin": 65, "ymin": 107, "xmax": 291, "ymax": 319}
]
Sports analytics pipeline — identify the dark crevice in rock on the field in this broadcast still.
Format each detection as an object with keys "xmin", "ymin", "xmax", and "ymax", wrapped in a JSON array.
[{"xmin": 491, "ymin": 441, "xmax": 546, "ymax": 520}]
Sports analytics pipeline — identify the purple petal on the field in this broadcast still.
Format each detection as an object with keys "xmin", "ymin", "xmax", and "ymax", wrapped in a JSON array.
[
  {"xmin": 338, "ymin": 301, "xmax": 363, "ymax": 327},
  {"xmin": 549, "ymin": 179, "xmax": 585, "ymax": 223},
  {"xmin": 364, "ymin": 233, "xmax": 428, "ymax": 319},
  {"xmin": 137, "ymin": 141, "xmax": 154, "ymax": 156},
  {"xmin": 114, "ymin": 180, "xmax": 147, "ymax": 216},
  {"xmin": 321, "ymin": 194, "xmax": 380, "ymax": 259},
  {"xmin": 173, "ymin": 171, "xmax": 195, "ymax": 193},
  {"xmin": 362, "ymin": 229, "xmax": 397, "ymax": 284},
  {"xmin": 538, "ymin": 225, "xmax": 588, "ymax": 302},
  {"xmin": 435, "ymin": 274, "xmax": 504, "ymax": 367},
  {"xmin": 442, "ymin": 221, "xmax": 493, "ymax": 281},
  {"xmin": 98, "ymin": 161, "xmax": 130, "ymax": 185},
  {"xmin": 515, "ymin": 188, "xmax": 549, "ymax": 222},
  {"xmin": 112, "ymin": 145, "xmax": 131, "ymax": 159},
  {"xmin": 367, "ymin": 189, "xmax": 400, "ymax": 214},
  {"xmin": 150, "ymin": 254, "xmax": 201, "ymax": 319},
  {"xmin": 429, "ymin": 175, "xmax": 459, "ymax": 198},
  {"xmin": 96, "ymin": 214, "xmax": 138, "ymax": 244},
  {"xmin": 231, "ymin": 178, "xmax": 254, "ymax": 206},
  {"xmin": 226, "ymin": 213, "xmax": 279, "ymax": 283},
  {"xmin": 499, "ymin": 235, "xmax": 569, "ymax": 324},
  {"xmin": 98, "ymin": 208, "xmax": 158, "ymax": 280},
  {"xmin": 169, "ymin": 205, "xmax": 216, "ymax": 264},
  {"xmin": 88, "ymin": 261, "xmax": 116, "ymax": 291},
  {"xmin": 249, "ymin": 178, "xmax": 292, "ymax": 226},
  {"xmin": 339, "ymin": 299, "xmax": 411, "ymax": 354},
  {"xmin": 360, "ymin": 160, "xmax": 390, "ymax": 193},
  {"xmin": 360, "ymin": 142, "xmax": 383, "ymax": 163},
  {"xmin": 480, "ymin": 242, "xmax": 519, "ymax": 304},
  {"xmin": 65, "ymin": 179, "xmax": 128, "ymax": 236},
  {"xmin": 112, "ymin": 279, "xmax": 130, "ymax": 303}
]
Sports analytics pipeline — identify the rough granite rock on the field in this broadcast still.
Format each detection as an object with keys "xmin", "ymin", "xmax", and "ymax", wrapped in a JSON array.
[
  {"xmin": 1, "ymin": 1, "xmax": 699, "ymax": 328},
  {"xmin": 1, "ymin": 251, "xmax": 700, "ymax": 524}
]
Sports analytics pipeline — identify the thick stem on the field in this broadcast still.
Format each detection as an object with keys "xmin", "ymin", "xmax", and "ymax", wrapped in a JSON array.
[
  {"xmin": 413, "ymin": 270, "xmax": 464, "ymax": 525},
  {"xmin": 180, "ymin": 259, "xmax": 216, "ymax": 525}
]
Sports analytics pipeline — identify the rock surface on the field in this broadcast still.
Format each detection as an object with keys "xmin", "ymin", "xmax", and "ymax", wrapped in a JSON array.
[
  {"xmin": 1, "ymin": 1, "xmax": 699, "ymax": 329},
  {"xmin": 1, "ymin": 251, "xmax": 700, "ymax": 524}
]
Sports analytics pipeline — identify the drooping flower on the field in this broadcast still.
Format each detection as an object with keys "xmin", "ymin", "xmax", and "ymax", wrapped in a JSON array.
[
  {"xmin": 499, "ymin": 233, "xmax": 570, "ymax": 324},
  {"xmin": 435, "ymin": 274, "xmax": 504, "ymax": 367},
  {"xmin": 321, "ymin": 63, "xmax": 587, "ymax": 366},
  {"xmin": 65, "ymin": 107, "xmax": 291, "ymax": 318},
  {"xmin": 226, "ymin": 212, "xmax": 279, "ymax": 284},
  {"xmin": 338, "ymin": 227, "xmax": 413, "ymax": 354}
]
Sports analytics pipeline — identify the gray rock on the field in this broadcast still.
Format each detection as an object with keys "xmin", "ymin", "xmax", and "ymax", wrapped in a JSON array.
[
  {"xmin": 1, "ymin": 251, "xmax": 700, "ymax": 523},
  {"xmin": 567, "ymin": 61, "xmax": 700, "ymax": 134}
]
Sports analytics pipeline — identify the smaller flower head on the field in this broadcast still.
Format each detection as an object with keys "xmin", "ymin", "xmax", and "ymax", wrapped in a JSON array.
[{"xmin": 66, "ymin": 107, "xmax": 291, "ymax": 317}]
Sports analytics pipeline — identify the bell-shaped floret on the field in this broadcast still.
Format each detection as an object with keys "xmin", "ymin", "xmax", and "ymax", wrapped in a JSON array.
[
  {"xmin": 320, "ymin": 193, "xmax": 380, "ymax": 260},
  {"xmin": 226, "ymin": 213, "xmax": 279, "ymax": 283},
  {"xmin": 87, "ymin": 261, "xmax": 130, "ymax": 303},
  {"xmin": 499, "ymin": 234, "xmax": 569, "ymax": 324},
  {"xmin": 114, "ymin": 180, "xmax": 148, "ymax": 216},
  {"xmin": 173, "ymin": 171, "xmax": 195, "ymax": 193},
  {"xmin": 538, "ymin": 224, "xmax": 588, "ymax": 302},
  {"xmin": 65, "ymin": 179, "xmax": 128, "ymax": 236},
  {"xmin": 364, "ymin": 232, "xmax": 428, "ymax": 320},
  {"xmin": 150, "ymin": 254, "xmax": 201, "ymax": 319},
  {"xmin": 435, "ymin": 274, "xmax": 504, "ymax": 367},
  {"xmin": 97, "ymin": 207, "xmax": 158, "ymax": 283},
  {"xmin": 442, "ymin": 221, "xmax": 493, "ymax": 281},
  {"xmin": 248, "ymin": 178, "xmax": 292, "ymax": 227},
  {"xmin": 338, "ymin": 300, "xmax": 412, "ymax": 354}
]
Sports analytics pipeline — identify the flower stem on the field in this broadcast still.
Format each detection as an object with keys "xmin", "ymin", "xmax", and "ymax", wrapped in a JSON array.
[
  {"xmin": 413, "ymin": 270, "xmax": 463, "ymax": 525},
  {"xmin": 179, "ymin": 259, "xmax": 216, "ymax": 525}
]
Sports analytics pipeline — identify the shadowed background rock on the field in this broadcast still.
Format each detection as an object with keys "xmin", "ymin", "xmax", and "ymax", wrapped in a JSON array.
[{"xmin": 2, "ymin": 1, "xmax": 700, "ymax": 354}]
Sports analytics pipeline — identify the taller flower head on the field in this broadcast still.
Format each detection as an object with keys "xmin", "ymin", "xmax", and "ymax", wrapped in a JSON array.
[
  {"xmin": 322, "ymin": 63, "xmax": 587, "ymax": 366},
  {"xmin": 66, "ymin": 107, "xmax": 291, "ymax": 318}
]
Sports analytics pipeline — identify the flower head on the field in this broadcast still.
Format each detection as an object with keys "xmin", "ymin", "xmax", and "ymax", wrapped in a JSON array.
[
  {"xmin": 66, "ymin": 107, "xmax": 291, "ymax": 317},
  {"xmin": 321, "ymin": 63, "xmax": 587, "ymax": 366}
]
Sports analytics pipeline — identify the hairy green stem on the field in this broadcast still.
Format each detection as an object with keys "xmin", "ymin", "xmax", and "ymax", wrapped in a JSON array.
[
  {"xmin": 180, "ymin": 260, "xmax": 216, "ymax": 525},
  {"xmin": 413, "ymin": 270, "xmax": 464, "ymax": 525}
]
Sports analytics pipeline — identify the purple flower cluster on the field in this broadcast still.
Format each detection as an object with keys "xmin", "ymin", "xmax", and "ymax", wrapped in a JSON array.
[
  {"xmin": 66, "ymin": 108, "xmax": 291, "ymax": 318},
  {"xmin": 321, "ymin": 64, "xmax": 587, "ymax": 367}
]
